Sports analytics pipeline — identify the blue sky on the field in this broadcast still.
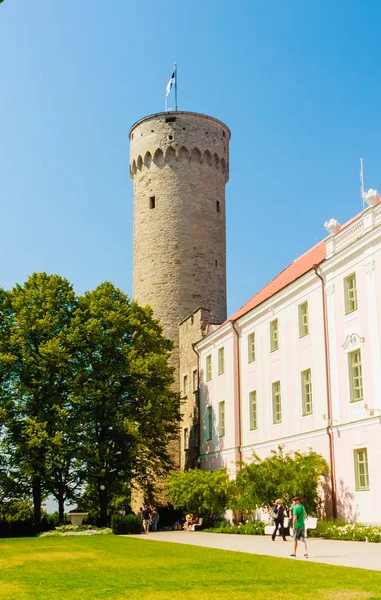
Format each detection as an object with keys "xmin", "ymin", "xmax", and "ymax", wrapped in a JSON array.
[{"xmin": 1, "ymin": 0, "xmax": 381, "ymax": 316}]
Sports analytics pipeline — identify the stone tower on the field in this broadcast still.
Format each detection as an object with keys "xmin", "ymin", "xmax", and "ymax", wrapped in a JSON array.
[{"xmin": 129, "ymin": 111, "xmax": 230, "ymax": 467}]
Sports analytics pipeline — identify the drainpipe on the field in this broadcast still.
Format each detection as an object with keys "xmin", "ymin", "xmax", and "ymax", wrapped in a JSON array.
[
  {"xmin": 313, "ymin": 265, "xmax": 338, "ymax": 519},
  {"xmin": 231, "ymin": 320, "xmax": 242, "ymax": 464},
  {"xmin": 192, "ymin": 342, "xmax": 201, "ymax": 468}
]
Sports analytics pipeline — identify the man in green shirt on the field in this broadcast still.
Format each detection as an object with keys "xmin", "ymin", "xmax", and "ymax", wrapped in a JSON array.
[{"xmin": 289, "ymin": 496, "xmax": 308, "ymax": 559}]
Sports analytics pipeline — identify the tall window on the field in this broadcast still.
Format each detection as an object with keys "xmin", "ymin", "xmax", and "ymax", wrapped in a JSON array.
[
  {"xmin": 301, "ymin": 369, "xmax": 313, "ymax": 416},
  {"xmin": 344, "ymin": 273, "xmax": 358, "ymax": 314},
  {"xmin": 206, "ymin": 406, "xmax": 213, "ymax": 440},
  {"xmin": 298, "ymin": 302, "xmax": 309, "ymax": 337},
  {"xmin": 218, "ymin": 347, "xmax": 225, "ymax": 375},
  {"xmin": 219, "ymin": 401, "xmax": 225, "ymax": 437},
  {"xmin": 248, "ymin": 332, "xmax": 255, "ymax": 363},
  {"xmin": 272, "ymin": 381, "xmax": 282, "ymax": 424},
  {"xmin": 184, "ymin": 428, "xmax": 189, "ymax": 451},
  {"xmin": 183, "ymin": 375, "xmax": 188, "ymax": 397},
  {"xmin": 349, "ymin": 349, "xmax": 363, "ymax": 402},
  {"xmin": 192, "ymin": 369, "xmax": 198, "ymax": 392},
  {"xmin": 249, "ymin": 390, "xmax": 257, "ymax": 430},
  {"xmin": 206, "ymin": 355, "xmax": 212, "ymax": 381},
  {"xmin": 354, "ymin": 448, "xmax": 369, "ymax": 490},
  {"xmin": 270, "ymin": 319, "xmax": 279, "ymax": 352}
]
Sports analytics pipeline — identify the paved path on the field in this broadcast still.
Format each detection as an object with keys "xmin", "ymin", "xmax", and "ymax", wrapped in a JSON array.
[{"xmin": 129, "ymin": 531, "xmax": 381, "ymax": 571}]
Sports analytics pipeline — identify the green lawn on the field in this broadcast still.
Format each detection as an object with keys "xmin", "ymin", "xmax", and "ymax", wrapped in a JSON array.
[{"xmin": 1, "ymin": 535, "xmax": 381, "ymax": 600}]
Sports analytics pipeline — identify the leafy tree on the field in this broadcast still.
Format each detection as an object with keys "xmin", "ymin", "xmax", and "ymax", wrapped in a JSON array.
[
  {"xmin": 167, "ymin": 468, "xmax": 232, "ymax": 521},
  {"xmin": 0, "ymin": 273, "xmax": 77, "ymax": 530},
  {"xmin": 67, "ymin": 282, "xmax": 180, "ymax": 526},
  {"xmin": 232, "ymin": 446, "xmax": 329, "ymax": 515},
  {"xmin": 43, "ymin": 404, "xmax": 87, "ymax": 523}
]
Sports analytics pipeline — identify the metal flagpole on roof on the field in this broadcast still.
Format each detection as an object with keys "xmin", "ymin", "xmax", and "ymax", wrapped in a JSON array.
[{"xmin": 360, "ymin": 158, "xmax": 365, "ymax": 210}]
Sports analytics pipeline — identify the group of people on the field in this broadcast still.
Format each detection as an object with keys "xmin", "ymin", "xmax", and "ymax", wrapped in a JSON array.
[
  {"xmin": 137, "ymin": 505, "xmax": 160, "ymax": 533},
  {"xmin": 271, "ymin": 496, "xmax": 308, "ymax": 558},
  {"xmin": 172, "ymin": 511, "xmax": 199, "ymax": 531},
  {"xmin": 183, "ymin": 513, "xmax": 199, "ymax": 531}
]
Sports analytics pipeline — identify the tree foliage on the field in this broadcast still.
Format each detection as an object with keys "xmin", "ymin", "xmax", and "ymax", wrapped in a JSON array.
[
  {"xmin": 232, "ymin": 446, "xmax": 329, "ymax": 515},
  {"xmin": 167, "ymin": 469, "xmax": 232, "ymax": 520},
  {"xmin": 0, "ymin": 274, "xmax": 78, "ymax": 528},
  {"xmin": 0, "ymin": 274, "xmax": 180, "ymax": 529},
  {"xmin": 67, "ymin": 282, "xmax": 180, "ymax": 525}
]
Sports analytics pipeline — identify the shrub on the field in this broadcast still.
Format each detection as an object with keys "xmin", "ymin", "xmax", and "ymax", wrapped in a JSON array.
[
  {"xmin": 204, "ymin": 521, "xmax": 266, "ymax": 536},
  {"xmin": 309, "ymin": 520, "xmax": 381, "ymax": 543},
  {"xmin": 111, "ymin": 514, "xmax": 143, "ymax": 535},
  {"xmin": 0, "ymin": 517, "xmax": 34, "ymax": 538},
  {"xmin": 167, "ymin": 468, "xmax": 232, "ymax": 523}
]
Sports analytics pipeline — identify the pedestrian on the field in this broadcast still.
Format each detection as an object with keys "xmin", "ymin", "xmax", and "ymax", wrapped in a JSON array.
[
  {"xmin": 151, "ymin": 508, "xmax": 159, "ymax": 532},
  {"xmin": 141, "ymin": 504, "xmax": 152, "ymax": 534},
  {"xmin": 183, "ymin": 513, "xmax": 194, "ymax": 531},
  {"xmin": 271, "ymin": 499, "xmax": 287, "ymax": 541},
  {"xmin": 289, "ymin": 496, "xmax": 308, "ymax": 559}
]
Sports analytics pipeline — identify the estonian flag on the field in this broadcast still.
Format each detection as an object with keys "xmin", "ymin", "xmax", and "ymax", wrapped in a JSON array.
[{"xmin": 166, "ymin": 71, "xmax": 175, "ymax": 97}]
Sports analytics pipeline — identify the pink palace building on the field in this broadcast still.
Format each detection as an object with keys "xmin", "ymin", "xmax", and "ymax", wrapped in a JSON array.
[{"xmin": 195, "ymin": 189, "xmax": 381, "ymax": 524}]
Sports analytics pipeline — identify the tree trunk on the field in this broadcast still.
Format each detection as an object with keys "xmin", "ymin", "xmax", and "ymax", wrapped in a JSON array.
[
  {"xmin": 58, "ymin": 493, "xmax": 65, "ymax": 524},
  {"xmin": 99, "ymin": 487, "xmax": 108, "ymax": 527},
  {"xmin": 32, "ymin": 476, "xmax": 42, "ymax": 532}
]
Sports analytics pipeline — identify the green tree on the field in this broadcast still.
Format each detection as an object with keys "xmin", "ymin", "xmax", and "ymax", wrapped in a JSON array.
[
  {"xmin": 232, "ymin": 446, "xmax": 329, "ymax": 515},
  {"xmin": 0, "ymin": 273, "xmax": 78, "ymax": 530},
  {"xmin": 167, "ymin": 468, "xmax": 232, "ymax": 521},
  {"xmin": 67, "ymin": 282, "xmax": 180, "ymax": 526}
]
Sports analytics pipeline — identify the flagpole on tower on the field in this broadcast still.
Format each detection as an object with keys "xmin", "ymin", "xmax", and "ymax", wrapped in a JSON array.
[{"xmin": 174, "ymin": 63, "xmax": 178, "ymax": 111}]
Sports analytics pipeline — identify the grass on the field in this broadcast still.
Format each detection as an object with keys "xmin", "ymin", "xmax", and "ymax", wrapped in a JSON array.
[{"xmin": 1, "ymin": 535, "xmax": 381, "ymax": 600}]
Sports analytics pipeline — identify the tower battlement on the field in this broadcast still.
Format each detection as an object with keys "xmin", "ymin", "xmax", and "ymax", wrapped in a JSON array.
[{"xmin": 129, "ymin": 111, "xmax": 230, "ymax": 182}]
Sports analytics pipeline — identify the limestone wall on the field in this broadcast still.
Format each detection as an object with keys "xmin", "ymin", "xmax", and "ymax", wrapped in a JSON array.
[{"xmin": 130, "ymin": 111, "xmax": 230, "ymax": 390}]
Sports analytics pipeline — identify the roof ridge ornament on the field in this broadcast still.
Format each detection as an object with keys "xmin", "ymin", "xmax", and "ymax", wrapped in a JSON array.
[
  {"xmin": 324, "ymin": 218, "xmax": 340, "ymax": 234},
  {"xmin": 362, "ymin": 188, "xmax": 378, "ymax": 207}
]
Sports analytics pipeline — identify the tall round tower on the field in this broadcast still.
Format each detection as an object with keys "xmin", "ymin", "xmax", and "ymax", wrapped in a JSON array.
[{"xmin": 129, "ymin": 111, "xmax": 230, "ymax": 384}]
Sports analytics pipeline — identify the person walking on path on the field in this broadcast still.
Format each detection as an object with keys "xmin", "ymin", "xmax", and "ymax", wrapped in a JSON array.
[
  {"xmin": 151, "ymin": 508, "xmax": 159, "ymax": 532},
  {"xmin": 271, "ymin": 499, "xmax": 287, "ymax": 541},
  {"xmin": 289, "ymin": 496, "xmax": 308, "ymax": 559},
  {"xmin": 141, "ymin": 505, "xmax": 152, "ymax": 534}
]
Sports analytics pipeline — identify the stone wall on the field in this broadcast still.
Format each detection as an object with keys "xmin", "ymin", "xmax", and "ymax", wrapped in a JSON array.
[
  {"xmin": 130, "ymin": 111, "xmax": 229, "ymax": 392},
  {"xmin": 178, "ymin": 308, "xmax": 213, "ymax": 470}
]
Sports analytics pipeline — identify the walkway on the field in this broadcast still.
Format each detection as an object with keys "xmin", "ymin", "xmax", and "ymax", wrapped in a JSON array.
[{"xmin": 130, "ymin": 531, "xmax": 381, "ymax": 571}]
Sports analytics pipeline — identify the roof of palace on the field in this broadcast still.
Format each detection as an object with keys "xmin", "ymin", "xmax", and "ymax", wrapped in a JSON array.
[{"xmin": 226, "ymin": 196, "xmax": 381, "ymax": 325}]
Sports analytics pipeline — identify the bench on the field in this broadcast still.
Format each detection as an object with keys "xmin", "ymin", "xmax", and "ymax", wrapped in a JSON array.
[
  {"xmin": 190, "ymin": 518, "xmax": 203, "ymax": 531},
  {"xmin": 264, "ymin": 517, "xmax": 317, "ymax": 539}
]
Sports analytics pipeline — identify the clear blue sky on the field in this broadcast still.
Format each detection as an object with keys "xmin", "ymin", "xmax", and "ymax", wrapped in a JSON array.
[{"xmin": 1, "ymin": 0, "xmax": 381, "ymax": 316}]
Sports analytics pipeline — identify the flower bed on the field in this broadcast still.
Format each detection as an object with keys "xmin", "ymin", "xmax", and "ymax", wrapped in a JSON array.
[
  {"xmin": 309, "ymin": 520, "xmax": 381, "ymax": 543},
  {"xmin": 39, "ymin": 525, "xmax": 112, "ymax": 537}
]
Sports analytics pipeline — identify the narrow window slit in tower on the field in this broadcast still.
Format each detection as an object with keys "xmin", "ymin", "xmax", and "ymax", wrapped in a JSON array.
[
  {"xmin": 216, "ymin": 200, "xmax": 220, "ymax": 212},
  {"xmin": 149, "ymin": 196, "xmax": 156, "ymax": 209},
  {"xmin": 223, "ymin": 130, "xmax": 226, "ymax": 137},
  {"xmin": 166, "ymin": 117, "xmax": 176, "ymax": 123},
  {"xmin": 168, "ymin": 135, "xmax": 173, "ymax": 140},
  {"xmin": 215, "ymin": 260, "xmax": 218, "ymax": 267}
]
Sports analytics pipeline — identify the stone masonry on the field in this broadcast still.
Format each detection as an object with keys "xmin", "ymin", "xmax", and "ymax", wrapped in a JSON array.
[
  {"xmin": 129, "ymin": 110, "xmax": 230, "ymax": 473},
  {"xmin": 179, "ymin": 308, "xmax": 214, "ymax": 470}
]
